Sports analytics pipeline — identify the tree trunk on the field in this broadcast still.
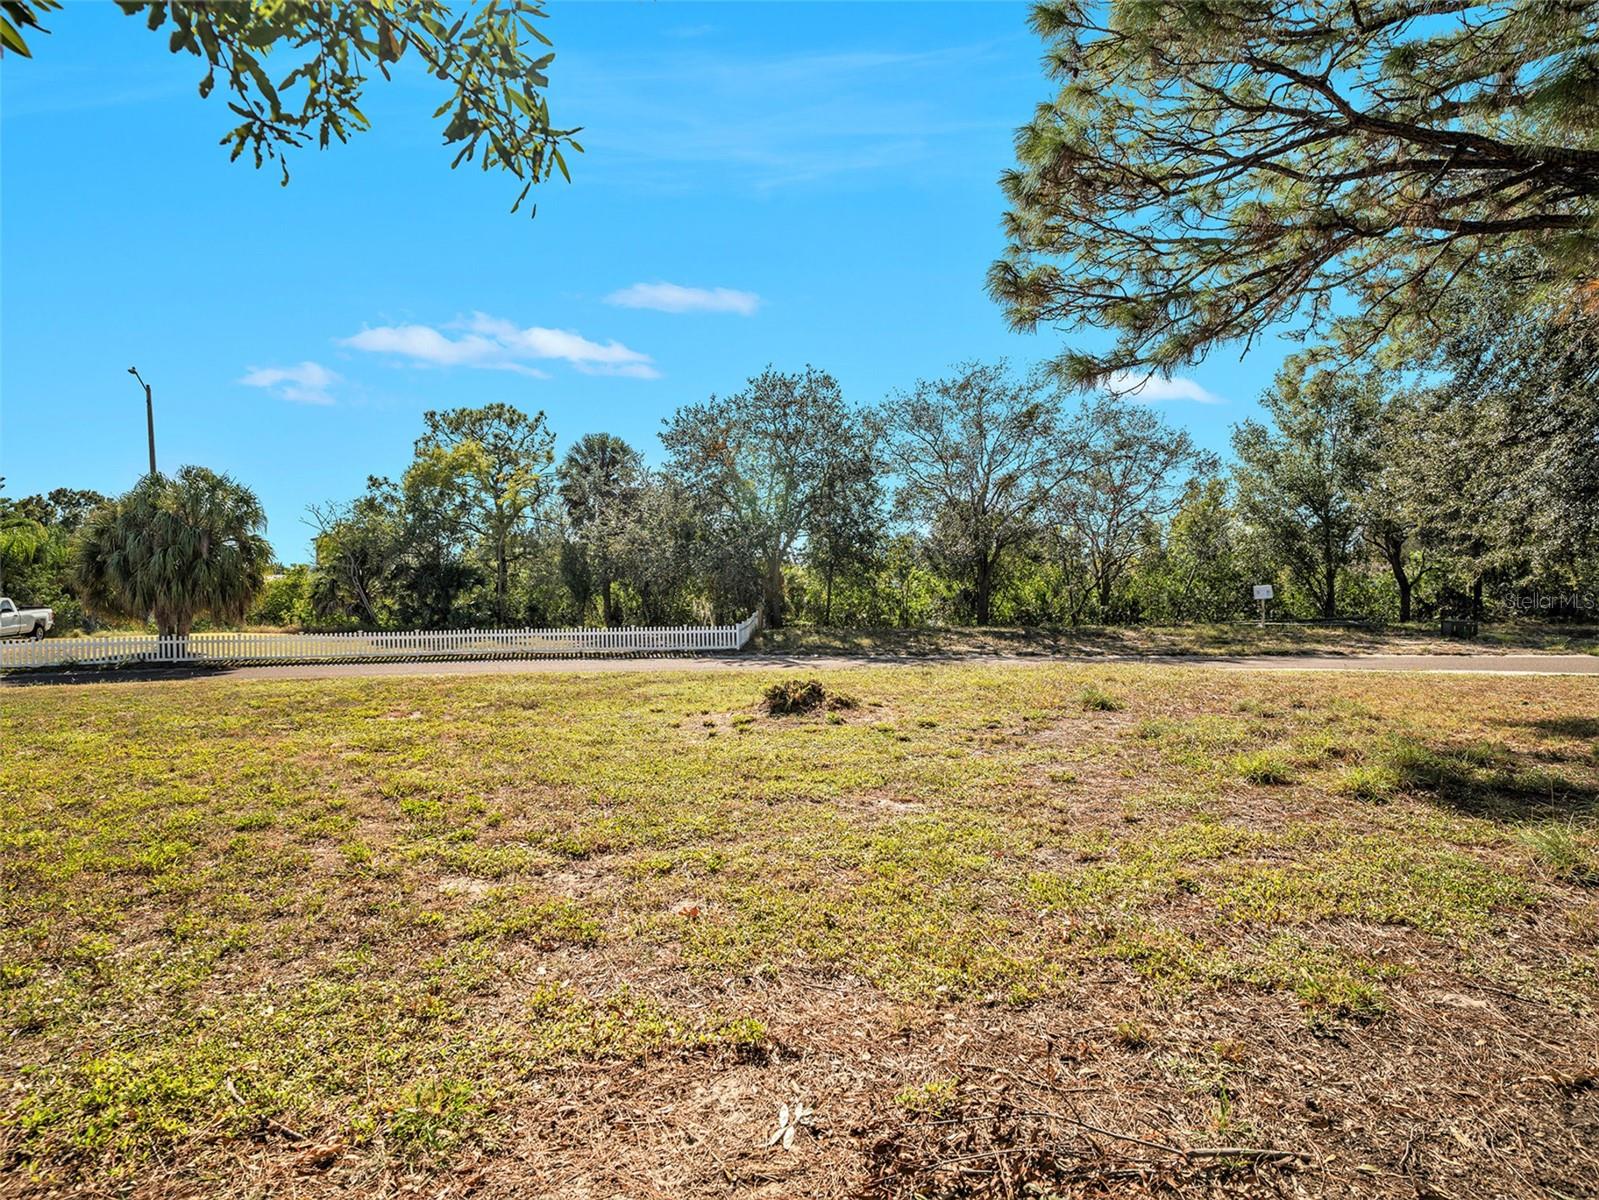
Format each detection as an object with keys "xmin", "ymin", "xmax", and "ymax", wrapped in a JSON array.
[
  {"xmin": 159, "ymin": 613, "xmax": 194, "ymax": 661},
  {"xmin": 974, "ymin": 554, "xmax": 994, "ymax": 626},
  {"xmin": 1471, "ymin": 574, "xmax": 1484, "ymax": 619},
  {"xmin": 1068, "ymin": 583, "xmax": 1091, "ymax": 627},
  {"xmin": 763, "ymin": 556, "xmax": 785, "ymax": 628},
  {"xmin": 1375, "ymin": 531, "xmax": 1412, "ymax": 623},
  {"xmin": 1322, "ymin": 559, "xmax": 1338, "ymax": 619},
  {"xmin": 824, "ymin": 561, "xmax": 835, "ymax": 625},
  {"xmin": 602, "ymin": 578, "xmax": 617, "ymax": 627},
  {"xmin": 496, "ymin": 545, "xmax": 509, "ymax": 624}
]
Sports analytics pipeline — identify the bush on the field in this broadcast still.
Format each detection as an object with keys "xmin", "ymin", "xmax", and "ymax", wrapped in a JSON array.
[{"xmin": 247, "ymin": 565, "xmax": 313, "ymax": 628}]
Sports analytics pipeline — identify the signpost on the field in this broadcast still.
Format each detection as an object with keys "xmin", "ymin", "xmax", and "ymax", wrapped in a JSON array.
[{"xmin": 1252, "ymin": 584, "xmax": 1274, "ymax": 626}]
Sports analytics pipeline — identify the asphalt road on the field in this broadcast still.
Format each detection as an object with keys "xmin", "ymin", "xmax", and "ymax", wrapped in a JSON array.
[{"xmin": 6, "ymin": 651, "xmax": 1598, "ymax": 687}]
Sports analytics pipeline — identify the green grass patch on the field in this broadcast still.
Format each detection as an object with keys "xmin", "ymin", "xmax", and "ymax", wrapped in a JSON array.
[
  {"xmin": 1231, "ymin": 749, "xmax": 1295, "ymax": 785},
  {"xmin": 1078, "ymin": 684, "xmax": 1124, "ymax": 712},
  {"xmin": 2, "ymin": 664, "xmax": 1594, "ymax": 1186}
]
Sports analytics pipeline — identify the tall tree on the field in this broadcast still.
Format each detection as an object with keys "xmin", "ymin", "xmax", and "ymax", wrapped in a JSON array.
[
  {"xmin": 0, "ymin": 484, "xmax": 110, "ymax": 624},
  {"xmin": 607, "ymin": 473, "xmax": 703, "ymax": 625},
  {"xmin": 411, "ymin": 403, "xmax": 554, "ymax": 623},
  {"xmin": 309, "ymin": 473, "xmax": 484, "ymax": 629},
  {"xmin": 882, "ymin": 362, "xmax": 1065, "ymax": 625},
  {"xmin": 803, "ymin": 419, "xmax": 883, "ymax": 625},
  {"xmin": 13, "ymin": 487, "xmax": 109, "ymax": 534},
  {"xmin": 3, "ymin": 1, "xmax": 578, "ymax": 212},
  {"xmin": 991, "ymin": 1, "xmax": 1599, "ymax": 380},
  {"xmin": 1133, "ymin": 479, "xmax": 1258, "ymax": 623},
  {"xmin": 557, "ymin": 433, "xmax": 643, "ymax": 626},
  {"xmin": 0, "ymin": 500, "xmax": 46, "ymax": 599},
  {"xmin": 70, "ymin": 466, "xmax": 271, "ymax": 638},
  {"xmin": 308, "ymin": 480, "xmax": 409, "ymax": 626},
  {"xmin": 1232, "ymin": 359, "xmax": 1379, "ymax": 618},
  {"xmin": 1357, "ymin": 397, "xmax": 1429, "ymax": 623},
  {"xmin": 661, "ymin": 366, "xmax": 859, "ymax": 627},
  {"xmin": 1051, "ymin": 398, "xmax": 1214, "ymax": 621},
  {"xmin": 1390, "ymin": 262, "xmax": 1599, "ymax": 592}
]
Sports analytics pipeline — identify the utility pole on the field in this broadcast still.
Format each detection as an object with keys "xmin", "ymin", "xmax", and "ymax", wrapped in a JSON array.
[{"xmin": 127, "ymin": 367, "xmax": 156, "ymax": 476}]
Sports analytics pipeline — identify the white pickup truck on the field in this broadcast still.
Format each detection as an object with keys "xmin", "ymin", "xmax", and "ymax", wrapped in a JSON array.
[{"xmin": 0, "ymin": 597, "xmax": 53, "ymax": 639}]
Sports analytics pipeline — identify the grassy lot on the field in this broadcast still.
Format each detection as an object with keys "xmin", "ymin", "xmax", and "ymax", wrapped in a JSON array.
[
  {"xmin": 755, "ymin": 622, "xmax": 1599, "ymax": 658},
  {"xmin": 3, "ymin": 665, "xmax": 1597, "ymax": 1197}
]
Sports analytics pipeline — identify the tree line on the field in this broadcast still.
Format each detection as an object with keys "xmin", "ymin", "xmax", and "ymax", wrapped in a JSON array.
[
  {"xmin": 5, "ymin": 271, "xmax": 1594, "ymax": 636},
  {"xmin": 5, "ymin": 3, "xmax": 1597, "ymax": 636}
]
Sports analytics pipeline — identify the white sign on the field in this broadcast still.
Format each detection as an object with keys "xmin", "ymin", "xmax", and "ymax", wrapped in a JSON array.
[{"xmin": 1252, "ymin": 584, "xmax": 1275, "ymax": 601}]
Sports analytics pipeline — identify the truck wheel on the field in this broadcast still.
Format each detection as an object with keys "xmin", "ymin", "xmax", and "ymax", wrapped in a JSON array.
[{"xmin": 29, "ymin": 622, "xmax": 45, "ymax": 641}]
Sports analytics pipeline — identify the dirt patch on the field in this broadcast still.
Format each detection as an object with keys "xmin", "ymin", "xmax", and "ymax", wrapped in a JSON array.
[{"xmin": 436, "ymin": 875, "xmax": 494, "ymax": 897}]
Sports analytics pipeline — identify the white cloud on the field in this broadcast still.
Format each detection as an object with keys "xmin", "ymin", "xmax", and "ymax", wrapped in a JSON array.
[
  {"xmin": 339, "ymin": 313, "xmax": 657, "ymax": 379},
  {"xmin": 558, "ymin": 38, "xmax": 1021, "ymax": 192},
  {"xmin": 604, "ymin": 282, "xmax": 761, "ymax": 316},
  {"xmin": 1102, "ymin": 371, "xmax": 1226, "ymax": 405},
  {"xmin": 239, "ymin": 360, "xmax": 341, "ymax": 405}
]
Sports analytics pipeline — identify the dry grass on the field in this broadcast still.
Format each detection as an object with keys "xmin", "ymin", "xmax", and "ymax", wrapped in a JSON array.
[
  {"xmin": 754, "ymin": 622, "xmax": 1599, "ymax": 658},
  {"xmin": 2, "ymin": 665, "xmax": 1597, "ymax": 1197}
]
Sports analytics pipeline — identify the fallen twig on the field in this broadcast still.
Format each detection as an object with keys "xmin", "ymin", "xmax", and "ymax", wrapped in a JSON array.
[{"xmin": 224, "ymin": 1076, "xmax": 308, "ymax": 1143}]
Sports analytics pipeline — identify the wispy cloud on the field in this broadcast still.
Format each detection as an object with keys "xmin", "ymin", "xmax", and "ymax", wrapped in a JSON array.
[
  {"xmin": 240, "ymin": 361, "xmax": 341, "ymax": 405},
  {"xmin": 1103, "ymin": 371, "xmax": 1226, "ymax": 405},
  {"xmin": 605, "ymin": 282, "xmax": 761, "ymax": 316},
  {"xmin": 339, "ymin": 313, "xmax": 658, "ymax": 379},
  {"xmin": 559, "ymin": 36, "xmax": 1028, "ymax": 192}
]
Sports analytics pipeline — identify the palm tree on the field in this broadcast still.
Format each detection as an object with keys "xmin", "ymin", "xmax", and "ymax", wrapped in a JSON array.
[{"xmin": 70, "ymin": 467, "xmax": 271, "ymax": 642}]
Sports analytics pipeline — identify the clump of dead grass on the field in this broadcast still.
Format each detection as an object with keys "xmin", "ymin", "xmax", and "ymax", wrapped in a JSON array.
[{"xmin": 763, "ymin": 677, "xmax": 857, "ymax": 716}]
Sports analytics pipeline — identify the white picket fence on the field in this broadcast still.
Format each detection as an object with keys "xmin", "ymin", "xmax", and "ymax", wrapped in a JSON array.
[{"xmin": 0, "ymin": 610, "xmax": 764, "ymax": 672}]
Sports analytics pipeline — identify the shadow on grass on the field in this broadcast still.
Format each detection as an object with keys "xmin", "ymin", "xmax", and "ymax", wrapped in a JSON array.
[
  {"xmin": 0, "ymin": 663, "xmax": 237, "ymax": 688},
  {"xmin": 753, "ymin": 624, "xmax": 1402, "ymax": 659},
  {"xmin": 1514, "ymin": 715, "xmax": 1599, "ymax": 740},
  {"xmin": 1384, "ymin": 736, "xmax": 1598, "ymax": 820}
]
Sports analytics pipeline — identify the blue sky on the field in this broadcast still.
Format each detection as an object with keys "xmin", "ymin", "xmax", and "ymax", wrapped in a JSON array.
[{"xmin": 2, "ymin": 1, "xmax": 1296, "ymax": 560}]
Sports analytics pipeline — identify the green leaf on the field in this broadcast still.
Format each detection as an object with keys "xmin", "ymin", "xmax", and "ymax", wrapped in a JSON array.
[
  {"xmin": 0, "ymin": 15, "xmax": 33, "ymax": 57},
  {"xmin": 238, "ymin": 52, "xmax": 278, "ymax": 111},
  {"xmin": 506, "ymin": 86, "xmax": 534, "ymax": 117}
]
